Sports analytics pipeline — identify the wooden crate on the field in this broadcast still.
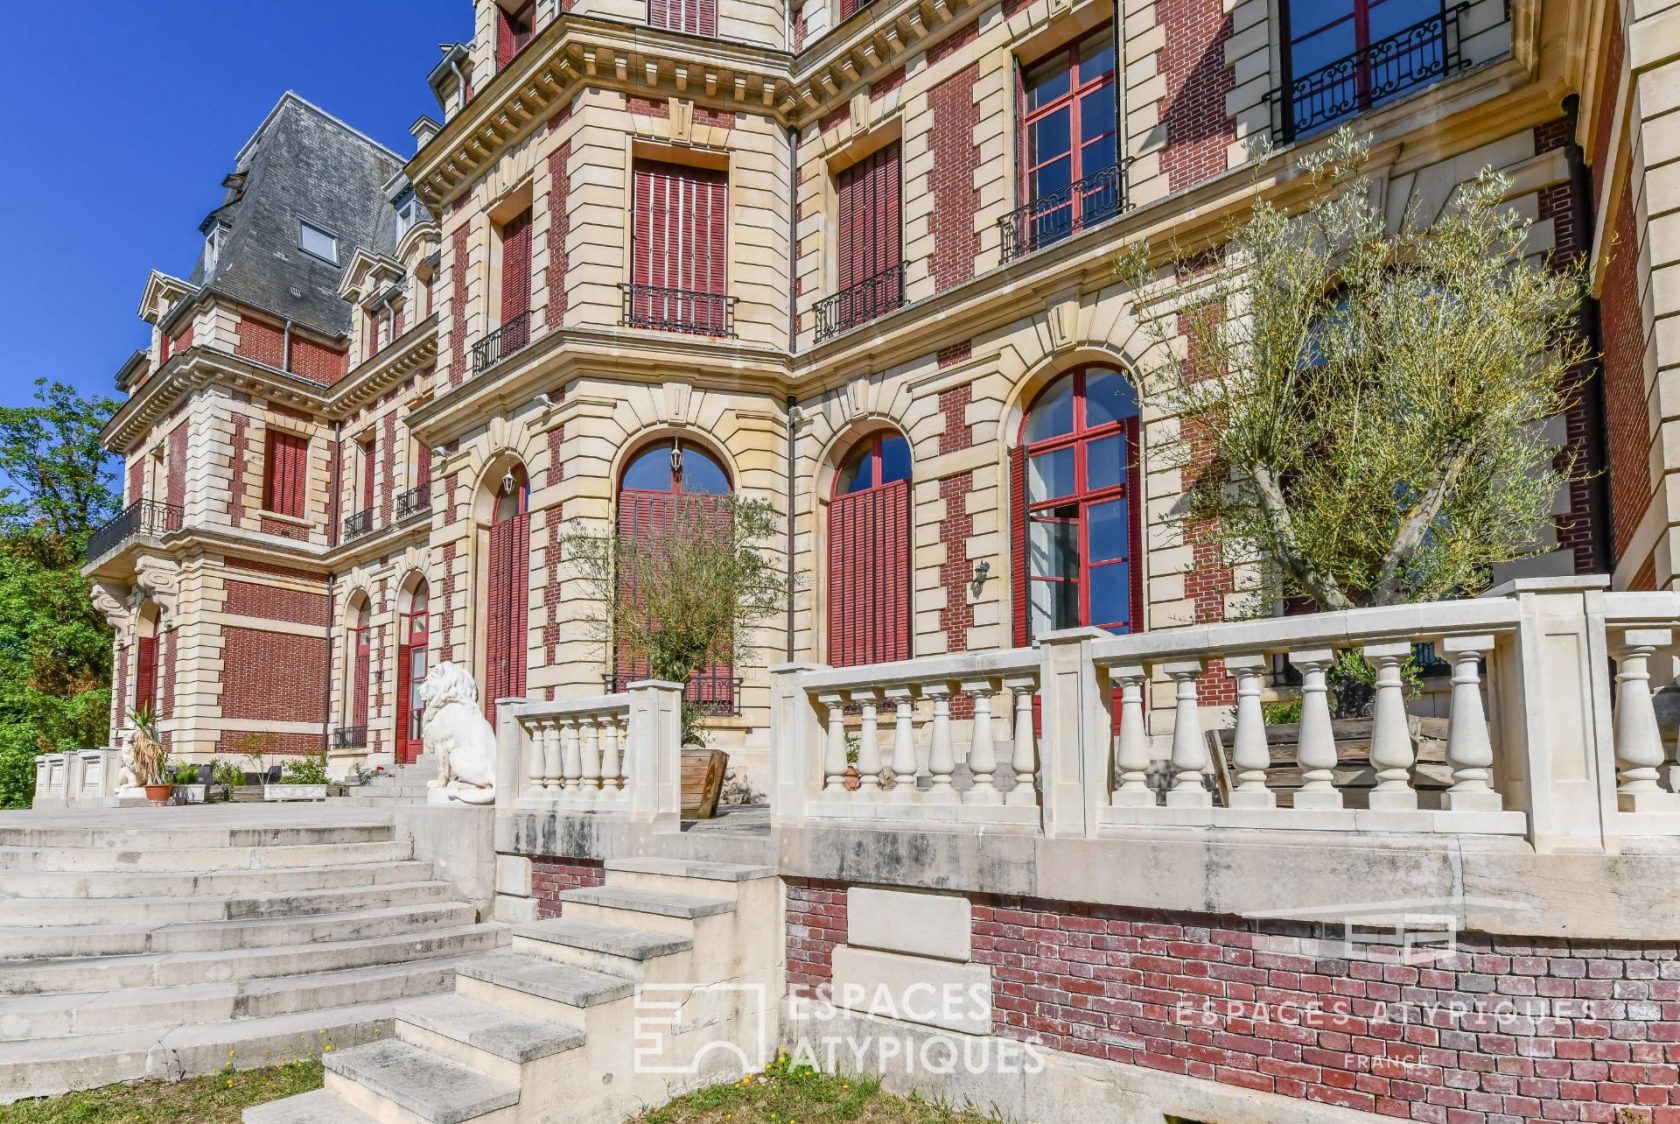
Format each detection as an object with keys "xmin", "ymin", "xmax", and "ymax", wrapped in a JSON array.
[{"xmin": 681, "ymin": 750, "xmax": 728, "ymax": 819}]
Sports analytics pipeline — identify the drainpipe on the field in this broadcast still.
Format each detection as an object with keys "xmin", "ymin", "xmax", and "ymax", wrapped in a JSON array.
[
  {"xmin": 282, "ymin": 320, "xmax": 294, "ymax": 373},
  {"xmin": 784, "ymin": 123, "xmax": 801, "ymax": 661},
  {"xmin": 785, "ymin": 395, "xmax": 797, "ymax": 662},
  {"xmin": 1562, "ymin": 93, "xmax": 1613, "ymax": 572},
  {"xmin": 323, "ymin": 419, "xmax": 344, "ymax": 752}
]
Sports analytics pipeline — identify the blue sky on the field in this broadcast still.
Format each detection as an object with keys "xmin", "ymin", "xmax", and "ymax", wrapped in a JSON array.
[{"xmin": 0, "ymin": 0, "xmax": 469, "ymax": 411}]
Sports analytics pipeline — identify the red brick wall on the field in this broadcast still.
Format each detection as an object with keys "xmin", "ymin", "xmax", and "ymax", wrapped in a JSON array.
[
  {"xmin": 531, "ymin": 856, "xmax": 605, "ymax": 918},
  {"xmin": 939, "ymin": 473, "xmax": 976, "ymax": 657},
  {"xmin": 1590, "ymin": 5, "xmax": 1625, "ymax": 206},
  {"xmin": 166, "ymin": 422, "xmax": 188, "ymax": 510},
  {"xmin": 220, "ymin": 627, "xmax": 327, "ymax": 723},
  {"xmin": 1602, "ymin": 178, "xmax": 1650, "ymax": 562},
  {"xmin": 261, "ymin": 516, "xmax": 310, "ymax": 541},
  {"xmin": 112, "ymin": 645, "xmax": 128, "ymax": 736},
  {"xmin": 215, "ymin": 730, "xmax": 323, "ymax": 756},
  {"xmin": 381, "ymin": 413, "xmax": 398, "ymax": 526},
  {"xmin": 927, "ymin": 62, "xmax": 980, "ymax": 292},
  {"xmin": 229, "ymin": 414, "xmax": 249, "ymax": 529},
  {"xmin": 1159, "ymin": 0, "xmax": 1235, "ymax": 194},
  {"xmin": 547, "ymin": 142, "xmax": 571, "ymax": 327},
  {"xmin": 236, "ymin": 316, "xmax": 286, "ymax": 368},
  {"xmin": 224, "ymin": 580, "xmax": 328, "ymax": 626},
  {"xmin": 126, "ymin": 458, "xmax": 143, "ymax": 506},
  {"xmin": 289, "ymin": 337, "xmax": 347, "ymax": 384},
  {"xmin": 786, "ymin": 878, "xmax": 849, "ymax": 997},
  {"xmin": 449, "ymin": 225, "xmax": 471, "ymax": 388},
  {"xmin": 439, "ymin": 540, "xmax": 458, "ymax": 662}
]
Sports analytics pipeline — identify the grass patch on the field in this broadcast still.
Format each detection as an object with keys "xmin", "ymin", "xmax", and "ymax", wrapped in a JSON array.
[
  {"xmin": 639, "ymin": 1053, "xmax": 992, "ymax": 1124},
  {"xmin": 0, "ymin": 1059, "xmax": 323, "ymax": 1124}
]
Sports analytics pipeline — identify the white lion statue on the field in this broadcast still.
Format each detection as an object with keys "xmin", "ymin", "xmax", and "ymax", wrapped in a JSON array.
[
  {"xmin": 115, "ymin": 729, "xmax": 143, "ymax": 793},
  {"xmin": 420, "ymin": 662, "xmax": 497, "ymax": 805}
]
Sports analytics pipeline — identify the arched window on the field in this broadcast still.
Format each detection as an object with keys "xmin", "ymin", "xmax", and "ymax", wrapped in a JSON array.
[
  {"xmin": 396, "ymin": 579, "xmax": 429, "ymax": 764},
  {"xmin": 348, "ymin": 598, "xmax": 372, "ymax": 738},
  {"xmin": 828, "ymin": 431, "xmax": 912, "ymax": 666},
  {"xmin": 616, "ymin": 439, "xmax": 735, "ymax": 712},
  {"xmin": 1012, "ymin": 366, "xmax": 1141, "ymax": 644},
  {"xmin": 485, "ymin": 465, "xmax": 530, "ymax": 722}
]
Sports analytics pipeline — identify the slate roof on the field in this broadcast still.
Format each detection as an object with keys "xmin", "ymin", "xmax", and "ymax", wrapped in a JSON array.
[{"xmin": 178, "ymin": 92, "xmax": 403, "ymax": 341}]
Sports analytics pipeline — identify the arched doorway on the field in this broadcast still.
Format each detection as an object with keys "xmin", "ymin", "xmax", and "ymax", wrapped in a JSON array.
[
  {"xmin": 1012, "ymin": 365, "xmax": 1142, "ymax": 644},
  {"xmin": 484, "ymin": 464, "xmax": 530, "ymax": 723},
  {"xmin": 828, "ymin": 430, "xmax": 912, "ymax": 666},
  {"xmin": 616, "ymin": 438, "xmax": 735, "ymax": 712},
  {"xmin": 395, "ymin": 578, "xmax": 429, "ymax": 763}
]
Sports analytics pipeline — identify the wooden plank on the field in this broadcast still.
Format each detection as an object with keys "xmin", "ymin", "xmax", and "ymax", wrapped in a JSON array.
[{"xmin": 681, "ymin": 749, "xmax": 728, "ymax": 819}]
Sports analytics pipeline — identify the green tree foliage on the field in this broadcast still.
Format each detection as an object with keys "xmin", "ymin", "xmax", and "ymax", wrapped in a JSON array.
[
  {"xmin": 564, "ymin": 495, "xmax": 789, "ymax": 745},
  {"xmin": 1118, "ymin": 130, "xmax": 1592, "ymax": 610},
  {"xmin": 0, "ymin": 379, "xmax": 121, "ymax": 806}
]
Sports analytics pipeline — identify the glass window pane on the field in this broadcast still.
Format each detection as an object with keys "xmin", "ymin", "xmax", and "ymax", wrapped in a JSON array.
[
  {"xmin": 678, "ymin": 447, "xmax": 730, "ymax": 495},
  {"xmin": 1292, "ymin": 22, "xmax": 1356, "ymax": 75},
  {"xmin": 1027, "ymin": 513, "xmax": 1079, "ymax": 580},
  {"xmin": 879, "ymin": 435, "xmax": 912, "ymax": 484},
  {"xmin": 1078, "ymin": 84, "xmax": 1115, "ymax": 147},
  {"xmin": 1028, "ymin": 447, "xmax": 1076, "ymax": 503},
  {"xmin": 1368, "ymin": 0, "xmax": 1424, "ymax": 41},
  {"xmin": 1089, "ymin": 562, "xmax": 1131, "ymax": 630},
  {"xmin": 623, "ymin": 445, "xmax": 673, "ymax": 491},
  {"xmin": 1084, "ymin": 367, "xmax": 1137, "ymax": 427},
  {"xmin": 1078, "ymin": 34, "xmax": 1114, "ymax": 79},
  {"xmin": 1024, "ymin": 374, "xmax": 1075, "ymax": 442},
  {"xmin": 1026, "ymin": 57, "xmax": 1071, "ymax": 110},
  {"xmin": 1086, "ymin": 434, "xmax": 1127, "ymax": 491},
  {"xmin": 1287, "ymin": 0, "xmax": 1354, "ymax": 39},
  {"xmin": 1030, "ymin": 109, "xmax": 1071, "ymax": 166},
  {"xmin": 1031, "ymin": 578, "xmax": 1081, "ymax": 639},
  {"xmin": 837, "ymin": 445, "xmax": 876, "ymax": 495},
  {"xmin": 1034, "ymin": 158, "xmax": 1073, "ymax": 205},
  {"xmin": 1087, "ymin": 499, "xmax": 1129, "ymax": 562}
]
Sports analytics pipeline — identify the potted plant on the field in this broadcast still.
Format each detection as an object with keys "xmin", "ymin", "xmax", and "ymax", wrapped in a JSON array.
[
  {"xmin": 209, "ymin": 758, "xmax": 243, "ymax": 803},
  {"xmin": 130, "ymin": 706, "xmax": 172, "ymax": 804},
  {"xmin": 173, "ymin": 762, "xmax": 210, "ymax": 804},
  {"xmin": 264, "ymin": 749, "xmax": 331, "ymax": 802}
]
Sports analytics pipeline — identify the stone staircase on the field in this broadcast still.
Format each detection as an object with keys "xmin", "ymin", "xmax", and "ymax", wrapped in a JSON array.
[
  {"xmin": 349, "ymin": 755, "xmax": 439, "ymax": 806},
  {"xmin": 0, "ymin": 814, "xmax": 505, "ymax": 1103},
  {"xmin": 248, "ymin": 857, "xmax": 780, "ymax": 1124}
]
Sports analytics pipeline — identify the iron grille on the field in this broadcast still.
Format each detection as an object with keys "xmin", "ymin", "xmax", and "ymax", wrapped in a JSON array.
[
  {"xmin": 471, "ymin": 309, "xmax": 534, "ymax": 375},
  {"xmin": 998, "ymin": 160, "xmax": 1129, "ymax": 264},
  {"xmin": 814, "ymin": 264, "xmax": 907, "ymax": 344},
  {"xmin": 619, "ymin": 284, "xmax": 736, "ymax": 338},
  {"xmin": 396, "ymin": 485, "xmax": 432, "ymax": 520},
  {"xmin": 333, "ymin": 726, "xmax": 368, "ymax": 749},
  {"xmin": 86, "ymin": 501, "xmax": 184, "ymax": 563},
  {"xmin": 342, "ymin": 509, "xmax": 375, "ymax": 542}
]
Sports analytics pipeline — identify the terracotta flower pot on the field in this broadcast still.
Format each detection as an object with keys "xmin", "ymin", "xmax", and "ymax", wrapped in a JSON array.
[
  {"xmin": 144, "ymin": 783, "xmax": 174, "ymax": 805},
  {"xmin": 842, "ymin": 766, "xmax": 862, "ymax": 791}
]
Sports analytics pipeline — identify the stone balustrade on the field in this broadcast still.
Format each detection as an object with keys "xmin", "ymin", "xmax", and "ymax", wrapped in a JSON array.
[
  {"xmin": 32, "ymin": 748, "xmax": 123, "ymax": 809},
  {"xmin": 770, "ymin": 577, "xmax": 1680, "ymax": 852}
]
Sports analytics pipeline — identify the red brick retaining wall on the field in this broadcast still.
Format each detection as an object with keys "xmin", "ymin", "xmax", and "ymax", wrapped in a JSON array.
[{"xmin": 531, "ymin": 856, "xmax": 606, "ymax": 918}]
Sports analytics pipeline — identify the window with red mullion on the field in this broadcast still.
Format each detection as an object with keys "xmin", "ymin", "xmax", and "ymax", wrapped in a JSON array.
[
  {"xmin": 1282, "ymin": 1, "xmax": 1441, "ymax": 111},
  {"xmin": 496, "ymin": 2, "xmax": 536, "ymax": 71},
  {"xmin": 1018, "ymin": 29, "xmax": 1117, "ymax": 223}
]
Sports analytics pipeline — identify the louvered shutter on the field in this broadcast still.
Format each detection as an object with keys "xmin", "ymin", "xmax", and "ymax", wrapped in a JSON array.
[
  {"xmin": 1010, "ymin": 445, "xmax": 1028, "ymax": 648},
  {"xmin": 135, "ymin": 636, "xmax": 158, "ymax": 714},
  {"xmin": 353, "ymin": 628, "xmax": 370, "ymax": 728},
  {"xmin": 835, "ymin": 144, "xmax": 902, "ymax": 321},
  {"xmin": 509, "ymin": 511, "xmax": 530, "ymax": 701},
  {"xmin": 632, "ymin": 162, "xmax": 728, "ymax": 332},
  {"xmin": 361, "ymin": 442, "xmax": 374, "ymax": 514},
  {"xmin": 417, "ymin": 446, "xmax": 432, "ymax": 489},
  {"xmin": 827, "ymin": 478, "xmax": 911, "ymax": 666},
  {"xmin": 266, "ymin": 431, "xmax": 307, "ymax": 519},
  {"xmin": 501, "ymin": 207, "xmax": 533, "ymax": 327},
  {"xmin": 495, "ymin": 6, "xmax": 516, "ymax": 69},
  {"xmin": 486, "ymin": 519, "xmax": 513, "ymax": 721}
]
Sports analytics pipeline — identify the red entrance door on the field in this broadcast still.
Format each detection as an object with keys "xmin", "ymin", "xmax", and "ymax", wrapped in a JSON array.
[{"xmin": 396, "ymin": 583, "xmax": 428, "ymax": 764}]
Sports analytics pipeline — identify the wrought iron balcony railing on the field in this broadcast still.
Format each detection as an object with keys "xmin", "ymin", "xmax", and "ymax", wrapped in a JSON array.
[
  {"xmin": 814, "ymin": 264, "xmax": 906, "ymax": 344},
  {"xmin": 604, "ymin": 670, "xmax": 741, "ymax": 716},
  {"xmin": 998, "ymin": 160, "xmax": 1129, "ymax": 264},
  {"xmin": 342, "ymin": 509, "xmax": 374, "ymax": 542},
  {"xmin": 620, "ymin": 284, "xmax": 736, "ymax": 338},
  {"xmin": 470, "ymin": 309, "xmax": 534, "ymax": 375},
  {"xmin": 332, "ymin": 726, "xmax": 367, "ymax": 750},
  {"xmin": 86, "ymin": 500, "xmax": 184, "ymax": 563},
  {"xmin": 396, "ymin": 485, "xmax": 432, "ymax": 521},
  {"xmin": 1265, "ymin": 2, "xmax": 1483, "ymax": 144}
]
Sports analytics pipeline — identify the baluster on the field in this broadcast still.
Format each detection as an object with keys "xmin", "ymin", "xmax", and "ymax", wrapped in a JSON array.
[
  {"xmin": 1613, "ymin": 629, "xmax": 1680, "ymax": 812},
  {"xmin": 598, "ymin": 713, "xmax": 623, "ymax": 795},
  {"xmin": 524, "ymin": 721, "xmax": 546, "ymax": 799},
  {"xmin": 580, "ymin": 716, "xmax": 601, "ymax": 801},
  {"xmin": 1224, "ymin": 653, "xmax": 1275, "ymax": 810},
  {"xmin": 1110, "ymin": 664, "xmax": 1153, "ymax": 807},
  {"xmin": 924, "ymin": 683, "xmax": 959, "ymax": 804},
  {"xmin": 1004, "ymin": 675, "xmax": 1038, "ymax": 806},
  {"xmin": 1442, "ymin": 634, "xmax": 1502, "ymax": 812},
  {"xmin": 1163, "ymin": 659, "xmax": 1211, "ymax": 808},
  {"xmin": 1289, "ymin": 649, "xmax": 1341, "ymax": 810},
  {"xmin": 885, "ymin": 687, "xmax": 917, "ymax": 803},
  {"xmin": 559, "ymin": 717, "xmax": 582, "ymax": 800},
  {"xmin": 542, "ymin": 718, "xmax": 562, "ymax": 792},
  {"xmin": 819, "ymin": 692, "xmax": 849, "ymax": 800},
  {"xmin": 850, "ymin": 689, "xmax": 883, "ymax": 796},
  {"xmin": 962, "ymin": 679, "xmax": 1002, "ymax": 805},
  {"xmin": 1364, "ymin": 642, "xmax": 1418, "ymax": 811}
]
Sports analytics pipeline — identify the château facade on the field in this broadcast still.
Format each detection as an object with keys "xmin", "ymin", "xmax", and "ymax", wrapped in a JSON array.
[{"xmin": 86, "ymin": 0, "xmax": 1665, "ymax": 791}]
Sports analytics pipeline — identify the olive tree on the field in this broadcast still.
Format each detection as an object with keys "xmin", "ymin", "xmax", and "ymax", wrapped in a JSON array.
[{"xmin": 1118, "ymin": 129, "xmax": 1592, "ymax": 611}]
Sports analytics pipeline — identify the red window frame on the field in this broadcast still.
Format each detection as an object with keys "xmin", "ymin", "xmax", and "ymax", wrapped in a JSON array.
[
  {"xmin": 135, "ymin": 633, "xmax": 159, "ymax": 716},
  {"xmin": 485, "ymin": 468, "xmax": 531, "ymax": 724},
  {"xmin": 630, "ymin": 161, "xmax": 729, "ymax": 333},
  {"xmin": 1281, "ymin": 0, "xmax": 1445, "ymax": 114},
  {"xmin": 1017, "ymin": 28, "xmax": 1117, "ymax": 213},
  {"xmin": 496, "ymin": 1, "xmax": 536, "ymax": 71},
  {"xmin": 263, "ymin": 430, "xmax": 308, "ymax": 519},
  {"xmin": 350, "ymin": 601, "xmax": 372, "ymax": 730},
  {"xmin": 827, "ymin": 432, "xmax": 912, "ymax": 667},
  {"xmin": 397, "ymin": 584, "xmax": 429, "ymax": 764},
  {"xmin": 1013, "ymin": 366, "xmax": 1142, "ymax": 644}
]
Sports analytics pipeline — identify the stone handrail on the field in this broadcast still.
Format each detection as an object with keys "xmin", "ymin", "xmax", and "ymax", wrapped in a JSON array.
[{"xmin": 494, "ymin": 680, "xmax": 683, "ymax": 823}]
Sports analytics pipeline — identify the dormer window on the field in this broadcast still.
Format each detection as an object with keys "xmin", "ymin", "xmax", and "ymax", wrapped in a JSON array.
[
  {"xmin": 395, "ymin": 197, "xmax": 417, "ymax": 240},
  {"xmin": 299, "ymin": 220, "xmax": 339, "ymax": 264},
  {"xmin": 496, "ymin": 2, "xmax": 536, "ymax": 70},
  {"xmin": 204, "ymin": 224, "xmax": 228, "ymax": 274}
]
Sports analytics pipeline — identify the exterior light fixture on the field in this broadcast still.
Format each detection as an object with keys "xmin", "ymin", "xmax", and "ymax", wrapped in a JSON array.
[
  {"xmin": 971, "ymin": 560, "xmax": 990, "ymax": 597},
  {"xmin": 669, "ymin": 442, "xmax": 683, "ymax": 484},
  {"xmin": 501, "ymin": 468, "xmax": 517, "ymax": 495}
]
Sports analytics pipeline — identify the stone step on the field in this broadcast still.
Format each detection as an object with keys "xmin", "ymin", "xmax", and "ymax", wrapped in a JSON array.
[
  {"xmin": 0, "ymin": 901, "xmax": 478, "ymax": 960},
  {"xmin": 0, "ymin": 922, "xmax": 506, "ymax": 994},
  {"xmin": 245, "ymin": 1089, "xmax": 378, "ymax": 1124},
  {"xmin": 603, "ymin": 856, "xmax": 778, "ymax": 901},
  {"xmin": 325, "ymin": 1038, "xmax": 519, "ymax": 1124},
  {"xmin": 0, "ymin": 859, "xmax": 437, "ymax": 900},
  {"xmin": 0, "ymin": 821, "xmax": 395, "ymax": 850},
  {"xmin": 0, "ymin": 838, "xmax": 413, "ymax": 873},
  {"xmin": 0, "ymin": 957, "xmax": 462, "ymax": 1041},
  {"xmin": 511, "ymin": 918, "xmax": 694, "ymax": 981},
  {"xmin": 0, "ymin": 997, "xmax": 397, "ymax": 1105},
  {"xmin": 0, "ymin": 880, "xmax": 457, "ymax": 926},
  {"xmin": 395, "ymin": 993, "xmax": 584, "ymax": 1085},
  {"xmin": 557, "ymin": 885, "xmax": 737, "ymax": 920},
  {"xmin": 453, "ymin": 951, "xmax": 633, "ymax": 1032}
]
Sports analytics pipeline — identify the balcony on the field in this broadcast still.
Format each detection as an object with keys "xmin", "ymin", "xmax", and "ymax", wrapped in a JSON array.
[
  {"xmin": 813, "ymin": 265, "xmax": 906, "ymax": 344},
  {"xmin": 1264, "ymin": 2, "xmax": 1497, "ymax": 145},
  {"xmin": 998, "ymin": 161, "xmax": 1129, "ymax": 264},
  {"xmin": 471, "ymin": 309, "xmax": 533, "ymax": 375},
  {"xmin": 86, "ymin": 500, "xmax": 183, "ymax": 564},
  {"xmin": 396, "ymin": 485, "xmax": 432, "ymax": 521},
  {"xmin": 605, "ymin": 670, "xmax": 740, "ymax": 716},
  {"xmin": 620, "ymin": 284, "xmax": 736, "ymax": 338},
  {"xmin": 332, "ymin": 726, "xmax": 367, "ymax": 750},
  {"xmin": 342, "ymin": 510, "xmax": 375, "ymax": 543}
]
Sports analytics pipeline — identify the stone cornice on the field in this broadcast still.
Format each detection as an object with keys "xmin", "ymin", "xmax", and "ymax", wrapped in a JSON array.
[
  {"xmin": 325, "ymin": 514, "xmax": 431, "ymax": 570},
  {"xmin": 324, "ymin": 316, "xmax": 440, "ymax": 415}
]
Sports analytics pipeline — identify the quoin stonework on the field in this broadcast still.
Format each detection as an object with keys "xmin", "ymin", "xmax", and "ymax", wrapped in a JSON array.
[{"xmin": 61, "ymin": 1, "xmax": 1680, "ymax": 1122}]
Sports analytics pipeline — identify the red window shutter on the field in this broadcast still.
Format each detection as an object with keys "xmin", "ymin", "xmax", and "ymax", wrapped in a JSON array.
[
  {"xmin": 632, "ymin": 162, "xmax": 728, "ymax": 329},
  {"xmin": 496, "ymin": 6, "xmax": 516, "ymax": 69},
  {"xmin": 486, "ymin": 519, "xmax": 512, "ymax": 721},
  {"xmin": 135, "ymin": 636, "xmax": 158, "ymax": 714},
  {"xmin": 1010, "ymin": 445, "xmax": 1028, "ymax": 648},
  {"xmin": 417, "ymin": 446, "xmax": 432, "ymax": 489},
  {"xmin": 361, "ymin": 442, "xmax": 375, "ymax": 513},
  {"xmin": 501, "ymin": 207, "xmax": 533, "ymax": 325},
  {"xmin": 353, "ymin": 628, "xmax": 371, "ymax": 728},
  {"xmin": 827, "ymin": 478, "xmax": 911, "ymax": 666},
  {"xmin": 266, "ymin": 431, "xmax": 308, "ymax": 519},
  {"xmin": 835, "ymin": 143, "xmax": 902, "ymax": 310},
  {"xmin": 510, "ymin": 511, "xmax": 530, "ymax": 701}
]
